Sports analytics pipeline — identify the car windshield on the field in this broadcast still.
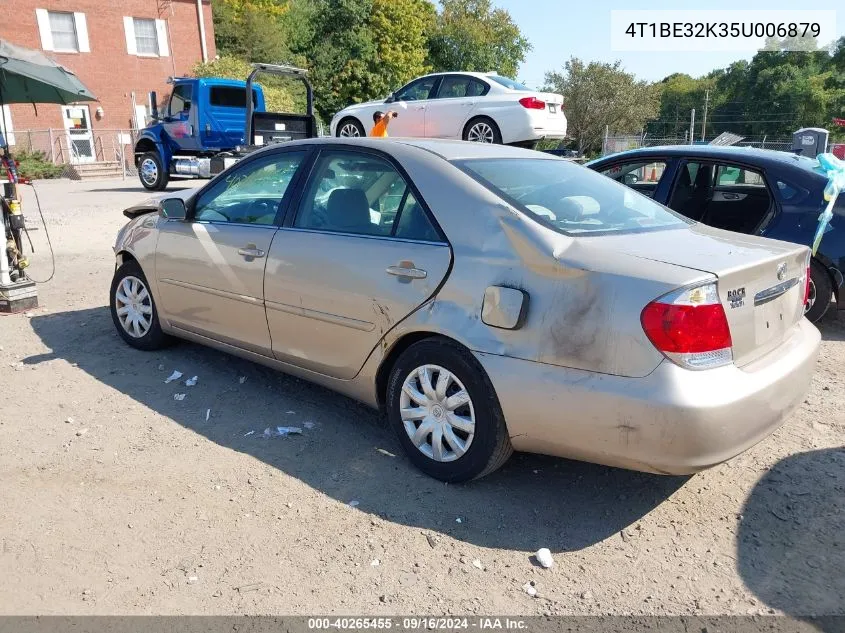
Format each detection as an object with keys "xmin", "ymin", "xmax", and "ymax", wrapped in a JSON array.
[
  {"xmin": 486, "ymin": 75, "xmax": 530, "ymax": 91},
  {"xmin": 456, "ymin": 158, "xmax": 690, "ymax": 236}
]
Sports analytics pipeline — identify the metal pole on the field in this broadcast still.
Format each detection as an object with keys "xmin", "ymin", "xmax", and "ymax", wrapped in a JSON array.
[
  {"xmin": 701, "ymin": 90, "xmax": 709, "ymax": 141},
  {"xmin": 761, "ymin": 135, "xmax": 767, "ymax": 149},
  {"xmin": 689, "ymin": 109, "xmax": 695, "ymax": 145},
  {"xmin": 196, "ymin": 0, "xmax": 209, "ymax": 63},
  {"xmin": 48, "ymin": 128, "xmax": 54, "ymax": 163}
]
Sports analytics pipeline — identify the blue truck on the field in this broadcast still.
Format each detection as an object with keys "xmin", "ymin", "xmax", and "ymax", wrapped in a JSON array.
[{"xmin": 133, "ymin": 64, "xmax": 316, "ymax": 190}]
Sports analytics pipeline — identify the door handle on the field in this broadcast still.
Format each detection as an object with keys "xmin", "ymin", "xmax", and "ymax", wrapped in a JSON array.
[
  {"xmin": 414, "ymin": 105, "xmax": 426, "ymax": 111},
  {"xmin": 238, "ymin": 245, "xmax": 266, "ymax": 258},
  {"xmin": 723, "ymin": 193, "xmax": 740, "ymax": 200},
  {"xmin": 386, "ymin": 265, "xmax": 427, "ymax": 279}
]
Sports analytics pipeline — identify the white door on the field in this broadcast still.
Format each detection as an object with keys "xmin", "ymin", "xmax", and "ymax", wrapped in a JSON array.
[
  {"xmin": 424, "ymin": 75, "xmax": 486, "ymax": 139},
  {"xmin": 61, "ymin": 105, "xmax": 95, "ymax": 163},
  {"xmin": 389, "ymin": 76, "xmax": 440, "ymax": 138}
]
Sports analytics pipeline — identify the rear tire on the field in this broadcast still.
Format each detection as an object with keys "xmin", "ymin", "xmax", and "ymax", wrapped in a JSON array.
[
  {"xmin": 805, "ymin": 259, "xmax": 833, "ymax": 323},
  {"xmin": 463, "ymin": 117, "xmax": 502, "ymax": 144},
  {"xmin": 110, "ymin": 260, "xmax": 172, "ymax": 351},
  {"xmin": 385, "ymin": 338, "xmax": 512, "ymax": 482},
  {"xmin": 138, "ymin": 152, "xmax": 169, "ymax": 191},
  {"xmin": 336, "ymin": 118, "xmax": 366, "ymax": 138}
]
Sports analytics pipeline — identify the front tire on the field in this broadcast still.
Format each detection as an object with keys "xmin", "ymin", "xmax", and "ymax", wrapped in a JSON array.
[
  {"xmin": 336, "ymin": 118, "xmax": 366, "ymax": 138},
  {"xmin": 138, "ymin": 152, "xmax": 169, "ymax": 191},
  {"xmin": 805, "ymin": 259, "xmax": 833, "ymax": 323},
  {"xmin": 386, "ymin": 338, "xmax": 512, "ymax": 482},
  {"xmin": 110, "ymin": 260, "xmax": 172, "ymax": 350},
  {"xmin": 463, "ymin": 117, "xmax": 502, "ymax": 144}
]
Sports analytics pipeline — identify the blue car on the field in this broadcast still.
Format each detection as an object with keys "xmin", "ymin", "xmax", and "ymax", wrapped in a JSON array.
[{"xmin": 588, "ymin": 145, "xmax": 844, "ymax": 322}]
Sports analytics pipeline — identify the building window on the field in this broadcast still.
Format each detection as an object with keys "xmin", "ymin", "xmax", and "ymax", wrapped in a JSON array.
[
  {"xmin": 123, "ymin": 17, "xmax": 170, "ymax": 57},
  {"xmin": 48, "ymin": 12, "xmax": 78, "ymax": 52},
  {"xmin": 133, "ymin": 18, "xmax": 159, "ymax": 55},
  {"xmin": 36, "ymin": 9, "xmax": 89, "ymax": 53}
]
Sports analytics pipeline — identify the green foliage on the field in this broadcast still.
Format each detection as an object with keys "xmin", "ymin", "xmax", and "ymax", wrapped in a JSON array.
[
  {"xmin": 191, "ymin": 56, "xmax": 305, "ymax": 113},
  {"xmin": 427, "ymin": 0, "xmax": 530, "ymax": 79},
  {"xmin": 370, "ymin": 0, "xmax": 436, "ymax": 97},
  {"xmin": 544, "ymin": 59, "xmax": 661, "ymax": 154},
  {"xmin": 212, "ymin": 0, "xmax": 294, "ymax": 63},
  {"xmin": 651, "ymin": 37, "xmax": 845, "ymax": 141},
  {"xmin": 15, "ymin": 150, "xmax": 63, "ymax": 180}
]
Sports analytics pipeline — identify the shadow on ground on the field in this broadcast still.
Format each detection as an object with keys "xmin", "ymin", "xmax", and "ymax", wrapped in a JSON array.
[
  {"xmin": 27, "ymin": 307, "xmax": 689, "ymax": 552},
  {"xmin": 738, "ymin": 448, "xmax": 845, "ymax": 625},
  {"xmin": 815, "ymin": 307, "xmax": 845, "ymax": 342}
]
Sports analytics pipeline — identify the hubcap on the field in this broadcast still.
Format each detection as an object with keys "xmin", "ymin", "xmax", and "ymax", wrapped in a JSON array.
[
  {"xmin": 140, "ymin": 158, "xmax": 158, "ymax": 186},
  {"xmin": 399, "ymin": 364, "xmax": 475, "ymax": 463},
  {"xmin": 339, "ymin": 123, "xmax": 361, "ymax": 137},
  {"xmin": 805, "ymin": 278, "xmax": 816, "ymax": 313},
  {"xmin": 468, "ymin": 122, "xmax": 495, "ymax": 143},
  {"xmin": 115, "ymin": 275, "xmax": 153, "ymax": 338}
]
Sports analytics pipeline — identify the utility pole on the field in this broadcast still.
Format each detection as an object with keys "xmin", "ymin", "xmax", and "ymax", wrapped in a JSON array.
[
  {"xmin": 689, "ymin": 109, "xmax": 695, "ymax": 145},
  {"xmin": 701, "ymin": 89, "xmax": 710, "ymax": 141}
]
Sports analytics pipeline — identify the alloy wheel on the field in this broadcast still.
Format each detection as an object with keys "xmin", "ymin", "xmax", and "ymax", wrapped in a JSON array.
[
  {"xmin": 339, "ymin": 123, "xmax": 361, "ymax": 137},
  {"xmin": 114, "ymin": 275, "xmax": 153, "ymax": 338},
  {"xmin": 399, "ymin": 364, "xmax": 475, "ymax": 462},
  {"xmin": 467, "ymin": 122, "xmax": 495, "ymax": 143}
]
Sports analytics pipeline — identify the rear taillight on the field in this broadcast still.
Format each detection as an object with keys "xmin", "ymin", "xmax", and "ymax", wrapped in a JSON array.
[
  {"xmin": 519, "ymin": 96, "xmax": 546, "ymax": 110},
  {"xmin": 641, "ymin": 282, "xmax": 733, "ymax": 370}
]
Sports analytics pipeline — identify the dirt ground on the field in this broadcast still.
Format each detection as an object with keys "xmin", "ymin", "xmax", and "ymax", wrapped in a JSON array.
[{"xmin": 1, "ymin": 177, "xmax": 843, "ymax": 616}]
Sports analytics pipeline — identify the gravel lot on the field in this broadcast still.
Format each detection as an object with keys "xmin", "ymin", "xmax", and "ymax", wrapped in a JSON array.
[{"xmin": 1, "ymin": 178, "xmax": 843, "ymax": 616}]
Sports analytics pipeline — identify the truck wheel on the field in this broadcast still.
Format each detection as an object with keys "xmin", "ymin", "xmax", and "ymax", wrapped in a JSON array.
[{"xmin": 138, "ymin": 152, "xmax": 169, "ymax": 191}]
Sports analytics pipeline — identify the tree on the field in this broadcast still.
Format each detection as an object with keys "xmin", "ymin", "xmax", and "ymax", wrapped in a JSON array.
[
  {"xmin": 427, "ymin": 0, "xmax": 530, "ymax": 79},
  {"xmin": 212, "ymin": 0, "xmax": 294, "ymax": 63},
  {"xmin": 369, "ymin": 0, "xmax": 436, "ymax": 97},
  {"xmin": 544, "ymin": 59, "xmax": 661, "ymax": 155}
]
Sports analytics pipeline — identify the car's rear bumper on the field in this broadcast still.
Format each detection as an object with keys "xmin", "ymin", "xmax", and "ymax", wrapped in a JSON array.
[{"xmin": 476, "ymin": 318, "xmax": 820, "ymax": 475}]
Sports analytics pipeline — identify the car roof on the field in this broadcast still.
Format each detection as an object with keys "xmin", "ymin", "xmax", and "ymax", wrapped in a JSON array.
[
  {"xmin": 260, "ymin": 137, "xmax": 556, "ymax": 161},
  {"xmin": 590, "ymin": 144, "xmax": 820, "ymax": 170}
]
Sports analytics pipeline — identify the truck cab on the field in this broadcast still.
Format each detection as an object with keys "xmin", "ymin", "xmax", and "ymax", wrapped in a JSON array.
[{"xmin": 134, "ymin": 77, "xmax": 267, "ymax": 190}]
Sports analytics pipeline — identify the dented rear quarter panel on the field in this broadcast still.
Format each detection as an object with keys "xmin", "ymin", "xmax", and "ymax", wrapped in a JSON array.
[{"xmin": 371, "ymin": 144, "xmax": 712, "ymax": 379}]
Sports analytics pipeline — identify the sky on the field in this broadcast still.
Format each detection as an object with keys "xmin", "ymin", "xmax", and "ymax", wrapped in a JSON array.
[{"xmin": 494, "ymin": 0, "xmax": 844, "ymax": 89}]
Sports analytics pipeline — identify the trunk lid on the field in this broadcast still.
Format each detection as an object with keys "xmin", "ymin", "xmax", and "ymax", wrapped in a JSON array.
[{"xmin": 595, "ymin": 225, "xmax": 809, "ymax": 366}]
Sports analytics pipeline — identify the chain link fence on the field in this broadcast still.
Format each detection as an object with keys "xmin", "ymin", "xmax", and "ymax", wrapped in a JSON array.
[
  {"xmin": 601, "ymin": 135, "xmax": 793, "ymax": 157},
  {"xmin": 8, "ymin": 128, "xmax": 139, "ymax": 177}
]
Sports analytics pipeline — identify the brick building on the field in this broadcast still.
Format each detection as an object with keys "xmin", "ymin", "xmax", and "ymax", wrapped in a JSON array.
[{"xmin": 0, "ymin": 0, "xmax": 215, "ymax": 161}]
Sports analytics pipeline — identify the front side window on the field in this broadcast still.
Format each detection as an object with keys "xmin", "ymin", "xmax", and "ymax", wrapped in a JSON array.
[
  {"xmin": 133, "ymin": 18, "xmax": 159, "ymax": 55},
  {"xmin": 458, "ymin": 158, "xmax": 687, "ymax": 236},
  {"xmin": 49, "ymin": 11, "xmax": 78, "ymax": 52},
  {"xmin": 193, "ymin": 151, "xmax": 305, "ymax": 225},
  {"xmin": 395, "ymin": 77, "xmax": 438, "ymax": 102},
  {"xmin": 168, "ymin": 84, "xmax": 192, "ymax": 117},
  {"xmin": 295, "ymin": 152, "xmax": 441, "ymax": 241}
]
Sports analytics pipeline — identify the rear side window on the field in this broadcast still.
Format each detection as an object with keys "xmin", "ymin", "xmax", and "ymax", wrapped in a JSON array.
[
  {"xmin": 487, "ymin": 76, "xmax": 530, "ymax": 91},
  {"xmin": 458, "ymin": 158, "xmax": 688, "ymax": 236},
  {"xmin": 209, "ymin": 86, "xmax": 258, "ymax": 108}
]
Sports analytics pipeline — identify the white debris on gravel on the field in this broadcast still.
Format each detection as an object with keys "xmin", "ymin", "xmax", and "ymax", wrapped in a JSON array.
[
  {"xmin": 174, "ymin": 394, "xmax": 186, "ymax": 401},
  {"xmin": 65, "ymin": 417, "xmax": 74, "ymax": 424},
  {"xmin": 75, "ymin": 428, "xmax": 88, "ymax": 437},
  {"xmin": 522, "ymin": 582, "xmax": 537, "ymax": 597},
  {"xmin": 455, "ymin": 518, "xmax": 462, "ymax": 524},
  {"xmin": 164, "ymin": 370, "xmax": 182, "ymax": 384},
  {"xmin": 371, "ymin": 559, "xmax": 380, "ymax": 567},
  {"xmin": 205, "ymin": 409, "xmax": 210, "ymax": 422},
  {"xmin": 348, "ymin": 500, "xmax": 360, "ymax": 507},
  {"xmin": 534, "ymin": 548, "xmax": 554, "ymax": 569},
  {"xmin": 185, "ymin": 376, "xmax": 198, "ymax": 387},
  {"xmin": 472, "ymin": 559, "xmax": 483, "ymax": 570},
  {"xmin": 375, "ymin": 448, "xmax": 396, "ymax": 457},
  {"xmin": 244, "ymin": 430, "xmax": 255, "ymax": 437}
]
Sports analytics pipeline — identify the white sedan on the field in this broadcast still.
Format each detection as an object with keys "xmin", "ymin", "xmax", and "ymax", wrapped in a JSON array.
[{"xmin": 330, "ymin": 72, "xmax": 567, "ymax": 146}]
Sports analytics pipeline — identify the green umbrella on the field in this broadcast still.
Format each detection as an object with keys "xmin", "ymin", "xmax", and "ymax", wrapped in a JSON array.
[{"xmin": 0, "ymin": 38, "xmax": 97, "ymax": 105}]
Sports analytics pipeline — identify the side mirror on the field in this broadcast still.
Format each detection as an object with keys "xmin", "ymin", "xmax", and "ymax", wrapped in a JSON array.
[
  {"xmin": 159, "ymin": 198, "xmax": 187, "ymax": 220},
  {"xmin": 385, "ymin": 93, "xmax": 396, "ymax": 104},
  {"xmin": 623, "ymin": 173, "xmax": 639, "ymax": 185}
]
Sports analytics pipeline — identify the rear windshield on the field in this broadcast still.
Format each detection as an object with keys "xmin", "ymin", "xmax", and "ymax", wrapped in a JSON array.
[
  {"xmin": 486, "ymin": 75, "xmax": 530, "ymax": 91},
  {"xmin": 209, "ymin": 86, "xmax": 258, "ymax": 108},
  {"xmin": 457, "ymin": 158, "xmax": 690, "ymax": 236}
]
